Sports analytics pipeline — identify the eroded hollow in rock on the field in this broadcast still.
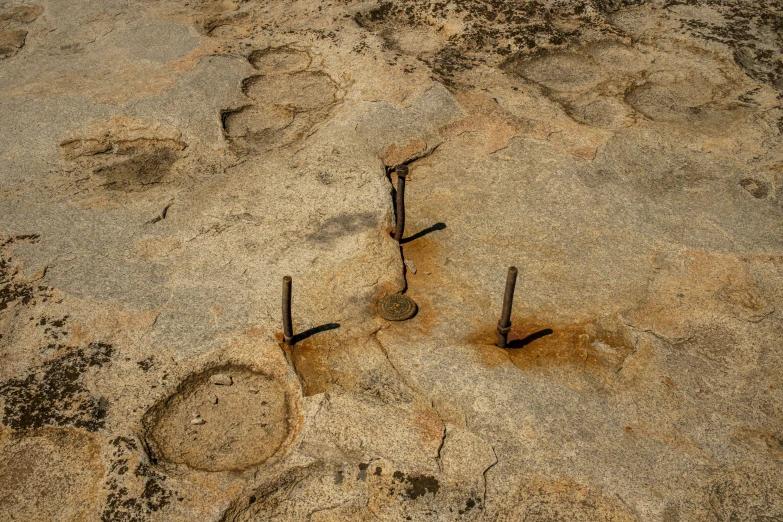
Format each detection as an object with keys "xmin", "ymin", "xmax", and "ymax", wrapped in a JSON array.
[
  {"xmin": 94, "ymin": 148, "xmax": 179, "ymax": 191},
  {"xmin": 248, "ymin": 47, "xmax": 310, "ymax": 73},
  {"xmin": 143, "ymin": 365, "xmax": 292, "ymax": 472},
  {"xmin": 221, "ymin": 105, "xmax": 297, "ymax": 152},
  {"xmin": 242, "ymin": 71, "xmax": 337, "ymax": 109}
]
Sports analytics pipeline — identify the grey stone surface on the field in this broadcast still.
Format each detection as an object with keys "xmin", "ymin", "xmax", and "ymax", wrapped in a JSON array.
[{"xmin": 1, "ymin": 0, "xmax": 782, "ymax": 520}]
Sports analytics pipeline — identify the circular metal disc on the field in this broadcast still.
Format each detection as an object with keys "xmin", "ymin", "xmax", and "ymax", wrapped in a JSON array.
[{"xmin": 377, "ymin": 294, "xmax": 418, "ymax": 321}]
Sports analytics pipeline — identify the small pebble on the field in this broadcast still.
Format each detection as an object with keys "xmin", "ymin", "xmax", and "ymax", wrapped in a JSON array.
[
  {"xmin": 404, "ymin": 260, "xmax": 417, "ymax": 274},
  {"xmin": 210, "ymin": 374, "xmax": 233, "ymax": 386},
  {"xmin": 210, "ymin": 394, "xmax": 218, "ymax": 405},
  {"xmin": 191, "ymin": 417, "xmax": 205, "ymax": 425},
  {"xmin": 425, "ymin": 271, "xmax": 431, "ymax": 275}
]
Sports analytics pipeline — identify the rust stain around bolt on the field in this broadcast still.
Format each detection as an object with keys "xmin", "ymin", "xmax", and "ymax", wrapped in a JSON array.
[{"xmin": 468, "ymin": 314, "xmax": 635, "ymax": 376}]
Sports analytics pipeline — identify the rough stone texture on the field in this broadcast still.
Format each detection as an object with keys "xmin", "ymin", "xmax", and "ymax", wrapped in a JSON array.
[
  {"xmin": 0, "ymin": 428, "xmax": 104, "ymax": 521},
  {"xmin": 144, "ymin": 365, "xmax": 293, "ymax": 472},
  {"xmin": 1, "ymin": 0, "xmax": 782, "ymax": 520}
]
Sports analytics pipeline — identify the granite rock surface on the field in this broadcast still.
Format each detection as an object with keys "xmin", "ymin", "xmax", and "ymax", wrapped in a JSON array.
[{"xmin": 1, "ymin": 0, "xmax": 782, "ymax": 520}]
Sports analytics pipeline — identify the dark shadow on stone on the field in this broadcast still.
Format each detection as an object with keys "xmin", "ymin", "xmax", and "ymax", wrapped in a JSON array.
[
  {"xmin": 400, "ymin": 222, "xmax": 446, "ymax": 244},
  {"xmin": 308, "ymin": 212, "xmax": 376, "ymax": 242},
  {"xmin": 506, "ymin": 328, "xmax": 554, "ymax": 349},
  {"xmin": 292, "ymin": 323, "xmax": 340, "ymax": 344},
  {"xmin": 95, "ymin": 149, "xmax": 178, "ymax": 192}
]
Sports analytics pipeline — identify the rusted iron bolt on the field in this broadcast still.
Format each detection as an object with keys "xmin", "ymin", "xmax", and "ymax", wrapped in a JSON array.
[
  {"xmin": 497, "ymin": 266, "xmax": 518, "ymax": 348},
  {"xmin": 393, "ymin": 164, "xmax": 408, "ymax": 241},
  {"xmin": 282, "ymin": 275, "xmax": 294, "ymax": 345}
]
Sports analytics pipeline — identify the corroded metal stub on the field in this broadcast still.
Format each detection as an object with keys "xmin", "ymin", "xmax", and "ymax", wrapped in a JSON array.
[{"xmin": 377, "ymin": 294, "xmax": 418, "ymax": 321}]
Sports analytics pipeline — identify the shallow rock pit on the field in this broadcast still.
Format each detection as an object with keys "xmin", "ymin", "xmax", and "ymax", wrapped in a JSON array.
[{"xmin": 144, "ymin": 365, "xmax": 292, "ymax": 472}]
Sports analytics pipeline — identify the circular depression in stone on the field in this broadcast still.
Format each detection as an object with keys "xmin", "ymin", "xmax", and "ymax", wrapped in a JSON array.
[
  {"xmin": 243, "ymin": 72, "xmax": 337, "ymax": 110},
  {"xmin": 624, "ymin": 78, "xmax": 716, "ymax": 121},
  {"xmin": 249, "ymin": 47, "xmax": 310, "ymax": 74},
  {"xmin": 377, "ymin": 294, "xmax": 418, "ymax": 321},
  {"xmin": 144, "ymin": 365, "xmax": 291, "ymax": 472}
]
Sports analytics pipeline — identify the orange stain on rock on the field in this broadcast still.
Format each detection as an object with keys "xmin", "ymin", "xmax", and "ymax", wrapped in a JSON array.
[
  {"xmin": 412, "ymin": 408, "xmax": 445, "ymax": 448},
  {"xmin": 622, "ymin": 423, "xmax": 705, "ymax": 455},
  {"xmin": 247, "ymin": 326, "xmax": 265, "ymax": 337},
  {"xmin": 394, "ymin": 235, "xmax": 443, "ymax": 336},
  {"xmin": 475, "ymin": 343, "xmax": 512, "ymax": 370},
  {"xmin": 729, "ymin": 428, "xmax": 783, "ymax": 458},
  {"xmin": 401, "ymin": 235, "xmax": 441, "ymax": 278},
  {"xmin": 440, "ymin": 91, "xmax": 519, "ymax": 155},
  {"xmin": 68, "ymin": 322, "xmax": 92, "ymax": 344},
  {"xmin": 276, "ymin": 331, "xmax": 338, "ymax": 397},
  {"xmin": 401, "ymin": 290, "xmax": 439, "ymax": 337},
  {"xmin": 380, "ymin": 138, "xmax": 427, "ymax": 166},
  {"xmin": 467, "ymin": 314, "xmax": 634, "ymax": 374}
]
